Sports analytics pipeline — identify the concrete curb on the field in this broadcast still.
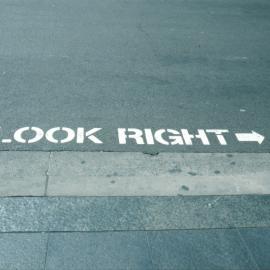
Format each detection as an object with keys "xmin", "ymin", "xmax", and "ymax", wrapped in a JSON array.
[{"xmin": 0, "ymin": 152, "xmax": 269, "ymax": 196}]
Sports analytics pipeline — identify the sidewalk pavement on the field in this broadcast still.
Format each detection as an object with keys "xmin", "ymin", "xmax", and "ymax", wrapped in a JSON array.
[{"xmin": 0, "ymin": 152, "xmax": 269, "ymax": 270}]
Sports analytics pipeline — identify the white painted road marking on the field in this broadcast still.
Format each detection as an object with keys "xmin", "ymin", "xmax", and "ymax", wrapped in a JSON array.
[
  {"xmin": 118, "ymin": 128, "xmax": 265, "ymax": 146},
  {"xmin": 235, "ymin": 131, "xmax": 265, "ymax": 144},
  {"xmin": 1, "ymin": 139, "xmax": 12, "ymax": 143},
  {"xmin": 0, "ymin": 127, "xmax": 266, "ymax": 146}
]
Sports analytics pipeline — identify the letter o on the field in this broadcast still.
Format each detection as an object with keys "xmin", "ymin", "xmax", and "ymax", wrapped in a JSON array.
[
  {"xmin": 46, "ymin": 127, "xmax": 75, "ymax": 144},
  {"xmin": 14, "ymin": 127, "xmax": 44, "ymax": 143}
]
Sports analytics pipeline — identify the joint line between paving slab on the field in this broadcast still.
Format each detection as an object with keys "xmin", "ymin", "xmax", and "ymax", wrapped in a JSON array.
[
  {"xmin": 1, "ymin": 226, "xmax": 270, "ymax": 234},
  {"xmin": 43, "ymin": 233, "xmax": 49, "ymax": 270},
  {"xmin": 44, "ymin": 152, "xmax": 52, "ymax": 196},
  {"xmin": 2, "ymin": 194, "xmax": 270, "ymax": 199},
  {"xmin": 0, "ymin": 149, "xmax": 269, "ymax": 154}
]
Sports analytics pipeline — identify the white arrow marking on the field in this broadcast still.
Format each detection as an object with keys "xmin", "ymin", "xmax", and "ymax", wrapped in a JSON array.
[{"xmin": 235, "ymin": 131, "xmax": 264, "ymax": 144}]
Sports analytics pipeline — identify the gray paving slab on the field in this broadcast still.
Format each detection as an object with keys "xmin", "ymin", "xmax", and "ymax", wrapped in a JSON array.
[
  {"xmin": 146, "ymin": 231, "xmax": 197, "ymax": 270},
  {"xmin": 186, "ymin": 229, "xmax": 258, "ymax": 270},
  {"xmin": 45, "ymin": 228, "xmax": 266, "ymax": 270},
  {"xmin": 239, "ymin": 228, "xmax": 270, "ymax": 270},
  {"xmin": 0, "ymin": 196, "xmax": 269, "ymax": 232},
  {"xmin": 0, "ymin": 229, "xmax": 268, "ymax": 270},
  {"xmin": 147, "ymin": 229, "xmax": 259, "ymax": 270},
  {"xmin": 0, "ymin": 152, "xmax": 48, "ymax": 196},
  {"xmin": 46, "ymin": 231, "xmax": 153, "ymax": 270},
  {"xmin": 0, "ymin": 0, "xmax": 269, "ymax": 152},
  {"xmin": 0, "ymin": 233, "xmax": 47, "ymax": 270}
]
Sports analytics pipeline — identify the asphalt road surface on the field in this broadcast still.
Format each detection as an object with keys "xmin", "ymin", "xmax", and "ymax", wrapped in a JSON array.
[
  {"xmin": 0, "ymin": 0, "xmax": 269, "ymax": 152},
  {"xmin": 1, "ymin": 2, "xmax": 270, "ymax": 269}
]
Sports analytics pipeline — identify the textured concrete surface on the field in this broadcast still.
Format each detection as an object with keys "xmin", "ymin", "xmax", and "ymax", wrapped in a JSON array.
[
  {"xmin": 0, "ymin": 152, "xmax": 49, "ymax": 196},
  {"xmin": 0, "ymin": 152, "xmax": 269, "ymax": 196},
  {"xmin": 47, "ymin": 152, "xmax": 270, "ymax": 196},
  {"xmin": 47, "ymin": 173, "xmax": 270, "ymax": 196},
  {"xmin": 0, "ymin": 195, "xmax": 269, "ymax": 232},
  {"xmin": 49, "ymin": 152, "xmax": 270, "ymax": 177},
  {"xmin": 0, "ymin": 0, "xmax": 269, "ymax": 152}
]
